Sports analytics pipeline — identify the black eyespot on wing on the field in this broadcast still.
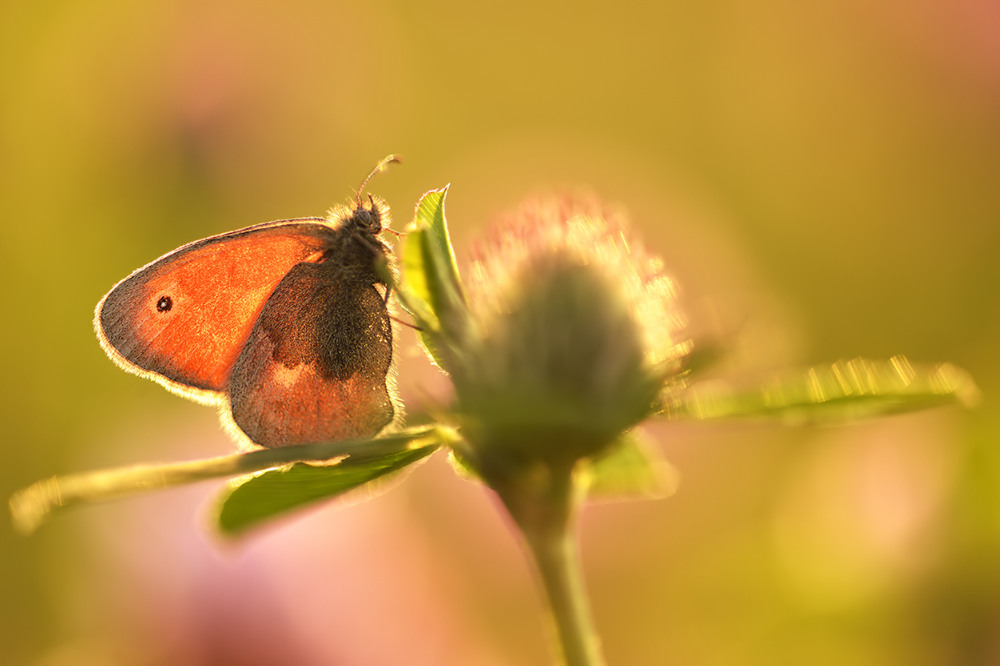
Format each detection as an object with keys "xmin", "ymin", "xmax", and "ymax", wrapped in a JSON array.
[{"xmin": 156, "ymin": 296, "xmax": 173, "ymax": 313}]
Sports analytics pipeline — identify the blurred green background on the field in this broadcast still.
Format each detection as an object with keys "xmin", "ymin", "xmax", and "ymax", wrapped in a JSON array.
[{"xmin": 3, "ymin": 1, "xmax": 999, "ymax": 664}]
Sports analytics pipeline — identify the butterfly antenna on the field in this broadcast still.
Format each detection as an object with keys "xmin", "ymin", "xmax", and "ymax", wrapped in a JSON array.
[{"xmin": 355, "ymin": 154, "xmax": 402, "ymax": 207}]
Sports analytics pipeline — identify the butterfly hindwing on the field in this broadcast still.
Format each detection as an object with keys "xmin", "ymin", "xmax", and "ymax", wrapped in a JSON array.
[
  {"xmin": 96, "ymin": 220, "xmax": 337, "ymax": 400},
  {"xmin": 227, "ymin": 260, "xmax": 395, "ymax": 447}
]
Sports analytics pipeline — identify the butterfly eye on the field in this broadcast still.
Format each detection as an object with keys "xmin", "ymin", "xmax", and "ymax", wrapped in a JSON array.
[{"xmin": 156, "ymin": 295, "xmax": 173, "ymax": 313}]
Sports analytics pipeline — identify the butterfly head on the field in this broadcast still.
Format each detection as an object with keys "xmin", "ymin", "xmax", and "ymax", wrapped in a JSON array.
[
  {"xmin": 349, "ymin": 194, "xmax": 385, "ymax": 234},
  {"xmin": 342, "ymin": 154, "xmax": 400, "ymax": 238}
]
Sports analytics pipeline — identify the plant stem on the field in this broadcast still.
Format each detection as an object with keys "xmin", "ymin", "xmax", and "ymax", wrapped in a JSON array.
[{"xmin": 496, "ymin": 460, "xmax": 605, "ymax": 666}]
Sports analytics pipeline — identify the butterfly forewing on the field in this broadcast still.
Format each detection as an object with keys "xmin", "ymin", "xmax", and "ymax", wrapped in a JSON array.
[{"xmin": 96, "ymin": 221, "xmax": 337, "ymax": 396}]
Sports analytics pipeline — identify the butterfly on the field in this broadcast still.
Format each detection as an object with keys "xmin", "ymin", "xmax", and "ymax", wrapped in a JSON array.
[{"xmin": 95, "ymin": 156, "xmax": 402, "ymax": 449}]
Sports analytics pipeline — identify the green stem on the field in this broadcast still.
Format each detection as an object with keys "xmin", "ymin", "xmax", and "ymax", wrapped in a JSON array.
[{"xmin": 496, "ymin": 460, "xmax": 605, "ymax": 666}]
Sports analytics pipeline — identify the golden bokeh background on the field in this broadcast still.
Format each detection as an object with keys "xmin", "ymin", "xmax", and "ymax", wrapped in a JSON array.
[{"xmin": 3, "ymin": 1, "xmax": 999, "ymax": 664}]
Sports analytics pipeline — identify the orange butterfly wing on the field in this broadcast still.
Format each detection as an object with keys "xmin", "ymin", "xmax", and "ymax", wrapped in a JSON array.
[
  {"xmin": 226, "ymin": 260, "xmax": 395, "ymax": 448},
  {"xmin": 95, "ymin": 220, "xmax": 337, "ymax": 403}
]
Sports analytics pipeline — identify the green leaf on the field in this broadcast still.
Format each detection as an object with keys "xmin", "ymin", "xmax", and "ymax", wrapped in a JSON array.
[
  {"xmin": 397, "ymin": 186, "xmax": 467, "ymax": 368},
  {"xmin": 9, "ymin": 425, "xmax": 451, "ymax": 534},
  {"xmin": 216, "ymin": 444, "xmax": 438, "ymax": 536},
  {"xmin": 668, "ymin": 356, "xmax": 979, "ymax": 423},
  {"xmin": 580, "ymin": 429, "xmax": 679, "ymax": 501}
]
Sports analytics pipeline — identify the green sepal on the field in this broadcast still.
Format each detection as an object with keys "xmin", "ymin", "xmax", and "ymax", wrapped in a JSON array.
[{"xmin": 580, "ymin": 429, "xmax": 679, "ymax": 501}]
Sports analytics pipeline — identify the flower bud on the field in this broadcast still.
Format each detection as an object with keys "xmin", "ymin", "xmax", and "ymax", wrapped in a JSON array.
[{"xmin": 451, "ymin": 196, "xmax": 690, "ymax": 471}]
